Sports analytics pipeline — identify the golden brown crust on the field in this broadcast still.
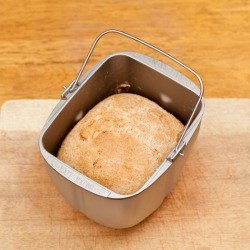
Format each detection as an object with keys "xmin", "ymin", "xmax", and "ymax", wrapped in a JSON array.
[{"xmin": 57, "ymin": 93, "xmax": 184, "ymax": 194}]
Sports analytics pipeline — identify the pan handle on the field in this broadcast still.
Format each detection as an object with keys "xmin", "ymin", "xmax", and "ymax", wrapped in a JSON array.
[{"xmin": 61, "ymin": 29, "xmax": 204, "ymax": 161}]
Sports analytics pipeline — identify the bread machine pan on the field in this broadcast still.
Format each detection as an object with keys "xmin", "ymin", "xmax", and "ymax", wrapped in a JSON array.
[{"xmin": 39, "ymin": 30, "xmax": 205, "ymax": 228}]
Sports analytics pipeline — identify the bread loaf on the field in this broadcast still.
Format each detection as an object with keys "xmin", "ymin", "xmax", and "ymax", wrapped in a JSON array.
[{"xmin": 57, "ymin": 93, "xmax": 184, "ymax": 194}]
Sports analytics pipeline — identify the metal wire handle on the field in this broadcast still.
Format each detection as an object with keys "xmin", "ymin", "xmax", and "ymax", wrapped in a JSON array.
[{"xmin": 61, "ymin": 29, "xmax": 204, "ymax": 160}]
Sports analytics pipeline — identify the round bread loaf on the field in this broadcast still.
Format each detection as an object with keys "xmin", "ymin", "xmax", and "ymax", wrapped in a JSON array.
[{"xmin": 57, "ymin": 93, "xmax": 184, "ymax": 195}]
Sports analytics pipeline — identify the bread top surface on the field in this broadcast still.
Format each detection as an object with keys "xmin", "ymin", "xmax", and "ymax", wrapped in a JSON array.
[{"xmin": 57, "ymin": 93, "xmax": 184, "ymax": 195}]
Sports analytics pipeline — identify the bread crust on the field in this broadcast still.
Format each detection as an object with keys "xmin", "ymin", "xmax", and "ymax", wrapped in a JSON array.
[{"xmin": 57, "ymin": 93, "xmax": 184, "ymax": 194}]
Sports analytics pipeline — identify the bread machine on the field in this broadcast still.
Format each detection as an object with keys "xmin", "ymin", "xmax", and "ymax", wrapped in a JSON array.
[{"xmin": 39, "ymin": 29, "xmax": 205, "ymax": 228}]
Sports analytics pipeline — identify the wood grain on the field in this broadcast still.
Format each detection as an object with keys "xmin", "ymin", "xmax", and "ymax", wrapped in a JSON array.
[
  {"xmin": 0, "ymin": 0, "xmax": 249, "ymax": 107},
  {"xmin": 0, "ymin": 99, "xmax": 249, "ymax": 249}
]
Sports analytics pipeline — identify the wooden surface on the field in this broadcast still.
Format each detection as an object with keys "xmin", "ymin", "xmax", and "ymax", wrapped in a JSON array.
[
  {"xmin": 0, "ymin": 99, "xmax": 249, "ymax": 249},
  {"xmin": 0, "ymin": 0, "xmax": 250, "ymax": 107}
]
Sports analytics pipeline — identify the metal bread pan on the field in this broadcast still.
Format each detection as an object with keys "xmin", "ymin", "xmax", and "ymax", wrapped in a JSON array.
[{"xmin": 39, "ymin": 30, "xmax": 204, "ymax": 228}]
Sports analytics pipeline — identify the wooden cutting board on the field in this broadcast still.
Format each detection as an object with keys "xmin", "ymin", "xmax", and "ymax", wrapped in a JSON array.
[{"xmin": 0, "ymin": 99, "xmax": 249, "ymax": 249}]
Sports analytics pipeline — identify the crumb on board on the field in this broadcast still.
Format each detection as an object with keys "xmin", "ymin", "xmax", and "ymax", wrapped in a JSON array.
[{"xmin": 116, "ymin": 81, "xmax": 131, "ymax": 93}]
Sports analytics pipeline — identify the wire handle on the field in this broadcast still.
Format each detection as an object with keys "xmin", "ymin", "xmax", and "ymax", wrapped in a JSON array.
[{"xmin": 61, "ymin": 29, "xmax": 204, "ymax": 160}]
